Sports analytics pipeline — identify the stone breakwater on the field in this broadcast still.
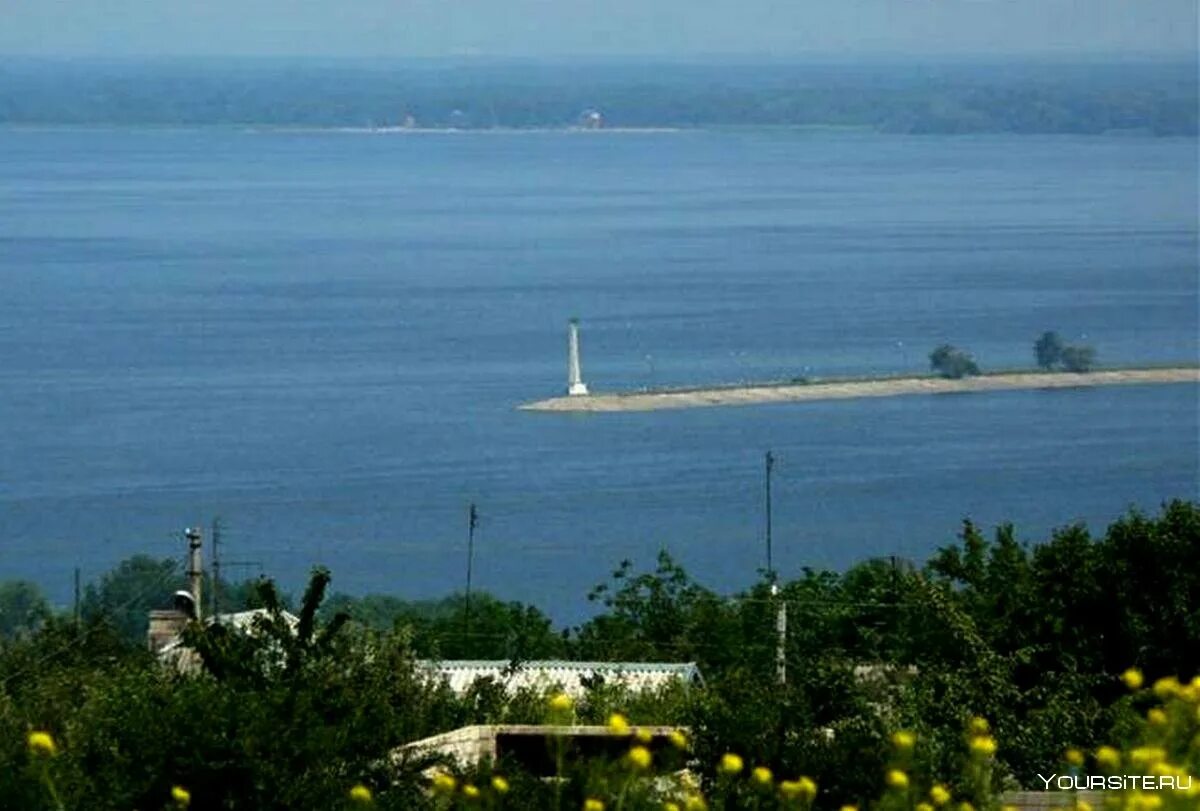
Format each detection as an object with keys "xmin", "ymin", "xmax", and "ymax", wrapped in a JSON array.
[{"xmin": 519, "ymin": 368, "xmax": 1200, "ymax": 413}]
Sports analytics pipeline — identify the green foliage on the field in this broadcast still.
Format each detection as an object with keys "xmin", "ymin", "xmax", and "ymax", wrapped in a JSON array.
[
  {"xmin": 4, "ymin": 61, "xmax": 1196, "ymax": 135},
  {"xmin": 0, "ymin": 581, "xmax": 51, "ymax": 639},
  {"xmin": 929, "ymin": 345, "xmax": 981, "ymax": 379},
  {"xmin": 0, "ymin": 501, "xmax": 1196, "ymax": 808},
  {"xmin": 1060, "ymin": 344, "xmax": 1097, "ymax": 372},
  {"xmin": 575, "ymin": 551, "xmax": 746, "ymax": 670},
  {"xmin": 80, "ymin": 555, "xmax": 183, "ymax": 644},
  {"xmin": 325, "ymin": 590, "xmax": 567, "ymax": 660},
  {"xmin": 1033, "ymin": 331, "xmax": 1064, "ymax": 370},
  {"xmin": 1033, "ymin": 331, "xmax": 1097, "ymax": 372}
]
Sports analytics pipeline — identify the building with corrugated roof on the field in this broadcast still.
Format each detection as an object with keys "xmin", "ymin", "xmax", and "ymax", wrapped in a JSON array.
[{"xmin": 416, "ymin": 660, "xmax": 703, "ymax": 697}]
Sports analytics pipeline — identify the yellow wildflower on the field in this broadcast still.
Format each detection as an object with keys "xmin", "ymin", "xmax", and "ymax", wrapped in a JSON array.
[
  {"xmin": 1129, "ymin": 746, "xmax": 1166, "ymax": 766},
  {"xmin": 548, "ymin": 692, "xmax": 573, "ymax": 712},
  {"xmin": 1147, "ymin": 708, "xmax": 1168, "ymax": 727},
  {"xmin": 886, "ymin": 770, "xmax": 909, "ymax": 790},
  {"xmin": 27, "ymin": 731, "xmax": 56, "ymax": 757},
  {"xmin": 607, "ymin": 713, "xmax": 630, "ymax": 735},
  {"xmin": 969, "ymin": 736, "xmax": 997, "ymax": 757},
  {"xmin": 796, "ymin": 777, "xmax": 817, "ymax": 801},
  {"xmin": 1130, "ymin": 793, "xmax": 1162, "ymax": 811},
  {"xmin": 1065, "ymin": 748, "xmax": 1085, "ymax": 767},
  {"xmin": 719, "ymin": 752, "xmax": 744, "ymax": 775},
  {"xmin": 780, "ymin": 780, "xmax": 802, "ymax": 798},
  {"xmin": 1077, "ymin": 802, "xmax": 1093, "ymax": 811},
  {"xmin": 959, "ymin": 802, "xmax": 976, "ymax": 811},
  {"xmin": 892, "ymin": 730, "xmax": 916, "ymax": 751},
  {"xmin": 663, "ymin": 803, "xmax": 681, "ymax": 811},
  {"xmin": 1152, "ymin": 677, "xmax": 1180, "ymax": 698},
  {"xmin": 1122, "ymin": 668, "xmax": 1144, "ymax": 690},
  {"xmin": 1152, "ymin": 760, "xmax": 1181, "ymax": 778},
  {"xmin": 462, "ymin": 784, "xmax": 480, "ymax": 800},
  {"xmin": 348, "ymin": 784, "xmax": 372, "ymax": 804},
  {"xmin": 431, "ymin": 772, "xmax": 457, "ymax": 794},
  {"xmin": 628, "ymin": 745, "xmax": 652, "ymax": 771},
  {"xmin": 171, "ymin": 786, "xmax": 191, "ymax": 807},
  {"xmin": 684, "ymin": 796, "xmax": 708, "ymax": 811},
  {"xmin": 916, "ymin": 803, "xmax": 934, "ymax": 811},
  {"xmin": 1001, "ymin": 805, "xmax": 1018, "ymax": 811},
  {"xmin": 752, "ymin": 766, "xmax": 773, "ymax": 786},
  {"xmin": 840, "ymin": 806, "xmax": 859, "ymax": 811},
  {"xmin": 584, "ymin": 799, "xmax": 605, "ymax": 811},
  {"xmin": 669, "ymin": 729, "xmax": 689, "ymax": 750},
  {"xmin": 968, "ymin": 716, "xmax": 990, "ymax": 735},
  {"xmin": 635, "ymin": 728, "xmax": 654, "ymax": 744},
  {"xmin": 930, "ymin": 784, "xmax": 952, "ymax": 806},
  {"xmin": 491, "ymin": 775, "xmax": 509, "ymax": 794},
  {"xmin": 1096, "ymin": 746, "xmax": 1121, "ymax": 769}
]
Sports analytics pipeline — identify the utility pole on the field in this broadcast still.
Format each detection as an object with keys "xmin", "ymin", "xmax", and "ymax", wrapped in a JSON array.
[
  {"xmin": 72, "ymin": 567, "xmax": 81, "ymax": 628},
  {"xmin": 765, "ymin": 450, "xmax": 775, "ymax": 578},
  {"xmin": 211, "ymin": 518, "xmax": 222, "ymax": 619},
  {"xmin": 464, "ymin": 503, "xmax": 478, "ymax": 647},
  {"xmin": 774, "ymin": 583, "xmax": 787, "ymax": 686},
  {"xmin": 764, "ymin": 450, "xmax": 786, "ymax": 685}
]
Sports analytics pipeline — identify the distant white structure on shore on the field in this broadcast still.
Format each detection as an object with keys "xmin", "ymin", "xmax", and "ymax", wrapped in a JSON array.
[
  {"xmin": 579, "ymin": 108, "xmax": 604, "ymax": 129},
  {"xmin": 567, "ymin": 318, "xmax": 589, "ymax": 396}
]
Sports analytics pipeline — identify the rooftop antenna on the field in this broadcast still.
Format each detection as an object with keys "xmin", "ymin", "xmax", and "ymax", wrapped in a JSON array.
[{"xmin": 567, "ymin": 318, "xmax": 589, "ymax": 396}]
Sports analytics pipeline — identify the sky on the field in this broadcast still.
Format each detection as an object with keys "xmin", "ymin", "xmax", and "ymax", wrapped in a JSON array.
[{"xmin": 1, "ymin": 0, "xmax": 1196, "ymax": 59}]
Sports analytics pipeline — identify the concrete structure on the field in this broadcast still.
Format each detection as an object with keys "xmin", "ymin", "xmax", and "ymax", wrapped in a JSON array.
[
  {"xmin": 417, "ymin": 660, "xmax": 703, "ymax": 698},
  {"xmin": 399, "ymin": 724, "xmax": 688, "ymax": 774},
  {"xmin": 567, "ymin": 318, "xmax": 589, "ymax": 396},
  {"xmin": 522, "ymin": 367, "xmax": 1200, "ymax": 413},
  {"xmin": 147, "ymin": 526, "xmax": 205, "ymax": 653},
  {"xmin": 1000, "ymin": 792, "xmax": 1105, "ymax": 811},
  {"xmin": 186, "ymin": 526, "xmax": 203, "ymax": 620},
  {"xmin": 148, "ymin": 607, "xmax": 191, "ymax": 654}
]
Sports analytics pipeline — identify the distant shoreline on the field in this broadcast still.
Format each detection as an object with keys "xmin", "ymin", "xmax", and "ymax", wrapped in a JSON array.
[{"xmin": 519, "ymin": 367, "xmax": 1200, "ymax": 413}]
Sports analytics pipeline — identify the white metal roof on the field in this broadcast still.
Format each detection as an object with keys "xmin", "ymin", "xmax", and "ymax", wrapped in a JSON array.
[{"xmin": 416, "ymin": 660, "xmax": 703, "ymax": 697}]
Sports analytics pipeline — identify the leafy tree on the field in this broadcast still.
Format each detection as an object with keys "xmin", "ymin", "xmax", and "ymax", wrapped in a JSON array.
[
  {"xmin": 573, "ymin": 551, "xmax": 746, "ymax": 673},
  {"xmin": 929, "ymin": 345, "xmax": 981, "ymax": 379},
  {"xmin": 1060, "ymin": 344, "xmax": 1097, "ymax": 372},
  {"xmin": 1033, "ymin": 331, "xmax": 1064, "ymax": 370},
  {"xmin": 326, "ymin": 591, "xmax": 566, "ymax": 660},
  {"xmin": 0, "ymin": 580, "xmax": 51, "ymax": 639},
  {"xmin": 80, "ymin": 555, "xmax": 183, "ymax": 644}
]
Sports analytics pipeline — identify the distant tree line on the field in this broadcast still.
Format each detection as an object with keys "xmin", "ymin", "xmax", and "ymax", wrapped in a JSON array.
[{"xmin": 0, "ymin": 59, "xmax": 1195, "ymax": 134}]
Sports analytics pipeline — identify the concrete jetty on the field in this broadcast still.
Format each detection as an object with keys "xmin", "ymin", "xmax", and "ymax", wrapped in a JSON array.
[{"xmin": 519, "ymin": 367, "xmax": 1200, "ymax": 414}]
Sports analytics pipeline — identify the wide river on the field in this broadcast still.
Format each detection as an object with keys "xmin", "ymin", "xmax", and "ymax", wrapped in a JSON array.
[{"xmin": 1, "ymin": 127, "xmax": 1196, "ymax": 620}]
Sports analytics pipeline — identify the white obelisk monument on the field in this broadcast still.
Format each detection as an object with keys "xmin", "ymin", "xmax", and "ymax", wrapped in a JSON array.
[{"xmin": 567, "ymin": 318, "xmax": 589, "ymax": 396}]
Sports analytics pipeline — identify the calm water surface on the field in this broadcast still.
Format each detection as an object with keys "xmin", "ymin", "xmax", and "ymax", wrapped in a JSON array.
[{"xmin": 1, "ymin": 128, "xmax": 1196, "ymax": 619}]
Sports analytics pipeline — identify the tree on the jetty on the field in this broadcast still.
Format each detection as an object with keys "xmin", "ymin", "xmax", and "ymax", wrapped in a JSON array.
[
  {"xmin": 929, "ymin": 344, "xmax": 980, "ymax": 379},
  {"xmin": 1034, "ymin": 331, "xmax": 1065, "ymax": 370},
  {"xmin": 1060, "ymin": 344, "xmax": 1097, "ymax": 372},
  {"xmin": 1034, "ymin": 331, "xmax": 1097, "ymax": 372}
]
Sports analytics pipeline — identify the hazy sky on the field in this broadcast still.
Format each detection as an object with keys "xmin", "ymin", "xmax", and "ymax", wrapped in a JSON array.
[{"xmin": 3, "ymin": 0, "xmax": 1196, "ymax": 59}]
